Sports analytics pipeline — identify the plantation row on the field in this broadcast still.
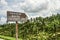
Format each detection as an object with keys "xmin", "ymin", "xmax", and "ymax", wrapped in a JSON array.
[{"xmin": 0, "ymin": 14, "xmax": 60, "ymax": 40}]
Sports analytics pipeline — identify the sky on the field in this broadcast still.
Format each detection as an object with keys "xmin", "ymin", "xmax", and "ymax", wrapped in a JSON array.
[{"xmin": 0, "ymin": 0, "xmax": 60, "ymax": 24}]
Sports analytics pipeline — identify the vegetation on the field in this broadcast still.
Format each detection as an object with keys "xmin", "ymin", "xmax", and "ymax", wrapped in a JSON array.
[
  {"xmin": 0, "ymin": 35, "xmax": 22, "ymax": 40},
  {"xmin": 0, "ymin": 14, "xmax": 60, "ymax": 40}
]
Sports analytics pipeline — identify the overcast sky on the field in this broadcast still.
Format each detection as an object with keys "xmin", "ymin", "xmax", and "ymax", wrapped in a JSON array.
[{"xmin": 0, "ymin": 0, "xmax": 60, "ymax": 24}]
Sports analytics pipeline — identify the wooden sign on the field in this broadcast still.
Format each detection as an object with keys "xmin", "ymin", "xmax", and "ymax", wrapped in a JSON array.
[
  {"xmin": 7, "ymin": 11, "xmax": 28, "ymax": 22},
  {"xmin": 7, "ymin": 11, "xmax": 28, "ymax": 40}
]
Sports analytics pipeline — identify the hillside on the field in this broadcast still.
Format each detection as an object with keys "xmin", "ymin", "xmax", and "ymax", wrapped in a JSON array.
[{"xmin": 0, "ymin": 14, "xmax": 60, "ymax": 40}]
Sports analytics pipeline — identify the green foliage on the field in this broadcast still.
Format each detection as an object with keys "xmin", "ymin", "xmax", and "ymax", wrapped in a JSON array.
[
  {"xmin": 0, "ymin": 35, "xmax": 22, "ymax": 40},
  {"xmin": 0, "ymin": 14, "xmax": 60, "ymax": 40}
]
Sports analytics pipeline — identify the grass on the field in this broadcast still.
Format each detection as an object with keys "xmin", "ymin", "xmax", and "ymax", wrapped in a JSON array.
[
  {"xmin": 0, "ymin": 35, "xmax": 22, "ymax": 40},
  {"xmin": 0, "ymin": 33, "xmax": 60, "ymax": 40}
]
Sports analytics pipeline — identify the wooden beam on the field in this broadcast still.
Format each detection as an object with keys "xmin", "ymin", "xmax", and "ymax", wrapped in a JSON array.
[{"xmin": 16, "ymin": 21, "xmax": 18, "ymax": 40}]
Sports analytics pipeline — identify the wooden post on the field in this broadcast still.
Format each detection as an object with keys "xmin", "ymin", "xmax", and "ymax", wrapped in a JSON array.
[{"xmin": 16, "ymin": 21, "xmax": 18, "ymax": 40}]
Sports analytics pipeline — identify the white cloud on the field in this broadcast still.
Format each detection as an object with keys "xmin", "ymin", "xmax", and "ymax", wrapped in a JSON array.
[
  {"xmin": 0, "ymin": 0, "xmax": 60, "ymax": 24},
  {"xmin": 0, "ymin": 6, "xmax": 13, "ymax": 17},
  {"xmin": 1, "ymin": 0, "xmax": 60, "ymax": 17},
  {"xmin": 0, "ymin": 0, "xmax": 13, "ymax": 17},
  {"xmin": 0, "ymin": 0, "xmax": 7, "ymax": 5},
  {"xmin": 20, "ymin": 0, "xmax": 60, "ymax": 17},
  {"xmin": 20, "ymin": 0, "xmax": 48, "ymax": 13},
  {"xmin": 0, "ymin": 17, "xmax": 6, "ymax": 24}
]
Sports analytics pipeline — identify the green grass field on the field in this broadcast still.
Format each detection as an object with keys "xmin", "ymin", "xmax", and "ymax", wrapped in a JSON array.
[{"xmin": 0, "ymin": 35, "xmax": 22, "ymax": 40}]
